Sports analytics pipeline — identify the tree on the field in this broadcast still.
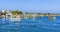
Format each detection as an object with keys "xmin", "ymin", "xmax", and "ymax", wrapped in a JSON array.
[{"xmin": 11, "ymin": 10, "xmax": 23, "ymax": 15}]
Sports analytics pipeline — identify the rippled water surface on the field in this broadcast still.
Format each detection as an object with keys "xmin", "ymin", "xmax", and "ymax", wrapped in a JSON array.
[{"xmin": 0, "ymin": 16, "xmax": 60, "ymax": 32}]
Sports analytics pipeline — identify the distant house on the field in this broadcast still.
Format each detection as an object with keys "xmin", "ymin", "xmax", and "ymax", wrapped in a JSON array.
[
  {"xmin": 6, "ymin": 12, "xmax": 12, "ymax": 18},
  {"xmin": 0, "ymin": 13, "xmax": 6, "ymax": 18},
  {"xmin": 25, "ymin": 12, "xmax": 38, "ymax": 18}
]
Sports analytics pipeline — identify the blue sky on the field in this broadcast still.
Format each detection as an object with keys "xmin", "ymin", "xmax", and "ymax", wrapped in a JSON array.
[{"xmin": 0, "ymin": 0, "xmax": 60, "ymax": 13}]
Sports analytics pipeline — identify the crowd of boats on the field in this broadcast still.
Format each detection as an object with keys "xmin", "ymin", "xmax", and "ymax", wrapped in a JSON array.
[{"xmin": 0, "ymin": 10, "xmax": 60, "ymax": 20}]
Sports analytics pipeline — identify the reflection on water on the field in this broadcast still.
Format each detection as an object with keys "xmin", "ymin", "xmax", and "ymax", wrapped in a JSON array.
[
  {"xmin": 9, "ymin": 18, "xmax": 21, "ymax": 22},
  {"xmin": 0, "ymin": 16, "xmax": 60, "ymax": 32}
]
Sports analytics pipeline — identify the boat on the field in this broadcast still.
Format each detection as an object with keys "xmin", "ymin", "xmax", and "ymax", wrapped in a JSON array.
[{"xmin": 9, "ymin": 18, "xmax": 22, "ymax": 22}]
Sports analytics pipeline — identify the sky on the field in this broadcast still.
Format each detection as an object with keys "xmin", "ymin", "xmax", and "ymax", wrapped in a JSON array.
[{"xmin": 0, "ymin": 0, "xmax": 60, "ymax": 13}]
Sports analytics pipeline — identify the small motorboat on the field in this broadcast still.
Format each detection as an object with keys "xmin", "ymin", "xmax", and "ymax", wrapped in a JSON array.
[{"xmin": 9, "ymin": 18, "xmax": 22, "ymax": 22}]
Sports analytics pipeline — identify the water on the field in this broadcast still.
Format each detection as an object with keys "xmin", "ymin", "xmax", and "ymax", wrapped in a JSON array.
[{"xmin": 0, "ymin": 16, "xmax": 60, "ymax": 32}]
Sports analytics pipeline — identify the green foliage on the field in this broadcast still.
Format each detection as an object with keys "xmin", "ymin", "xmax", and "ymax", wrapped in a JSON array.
[{"xmin": 11, "ymin": 10, "xmax": 23, "ymax": 15}]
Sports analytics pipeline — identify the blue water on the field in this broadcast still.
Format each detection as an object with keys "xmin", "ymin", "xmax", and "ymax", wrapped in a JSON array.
[{"xmin": 0, "ymin": 16, "xmax": 60, "ymax": 32}]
